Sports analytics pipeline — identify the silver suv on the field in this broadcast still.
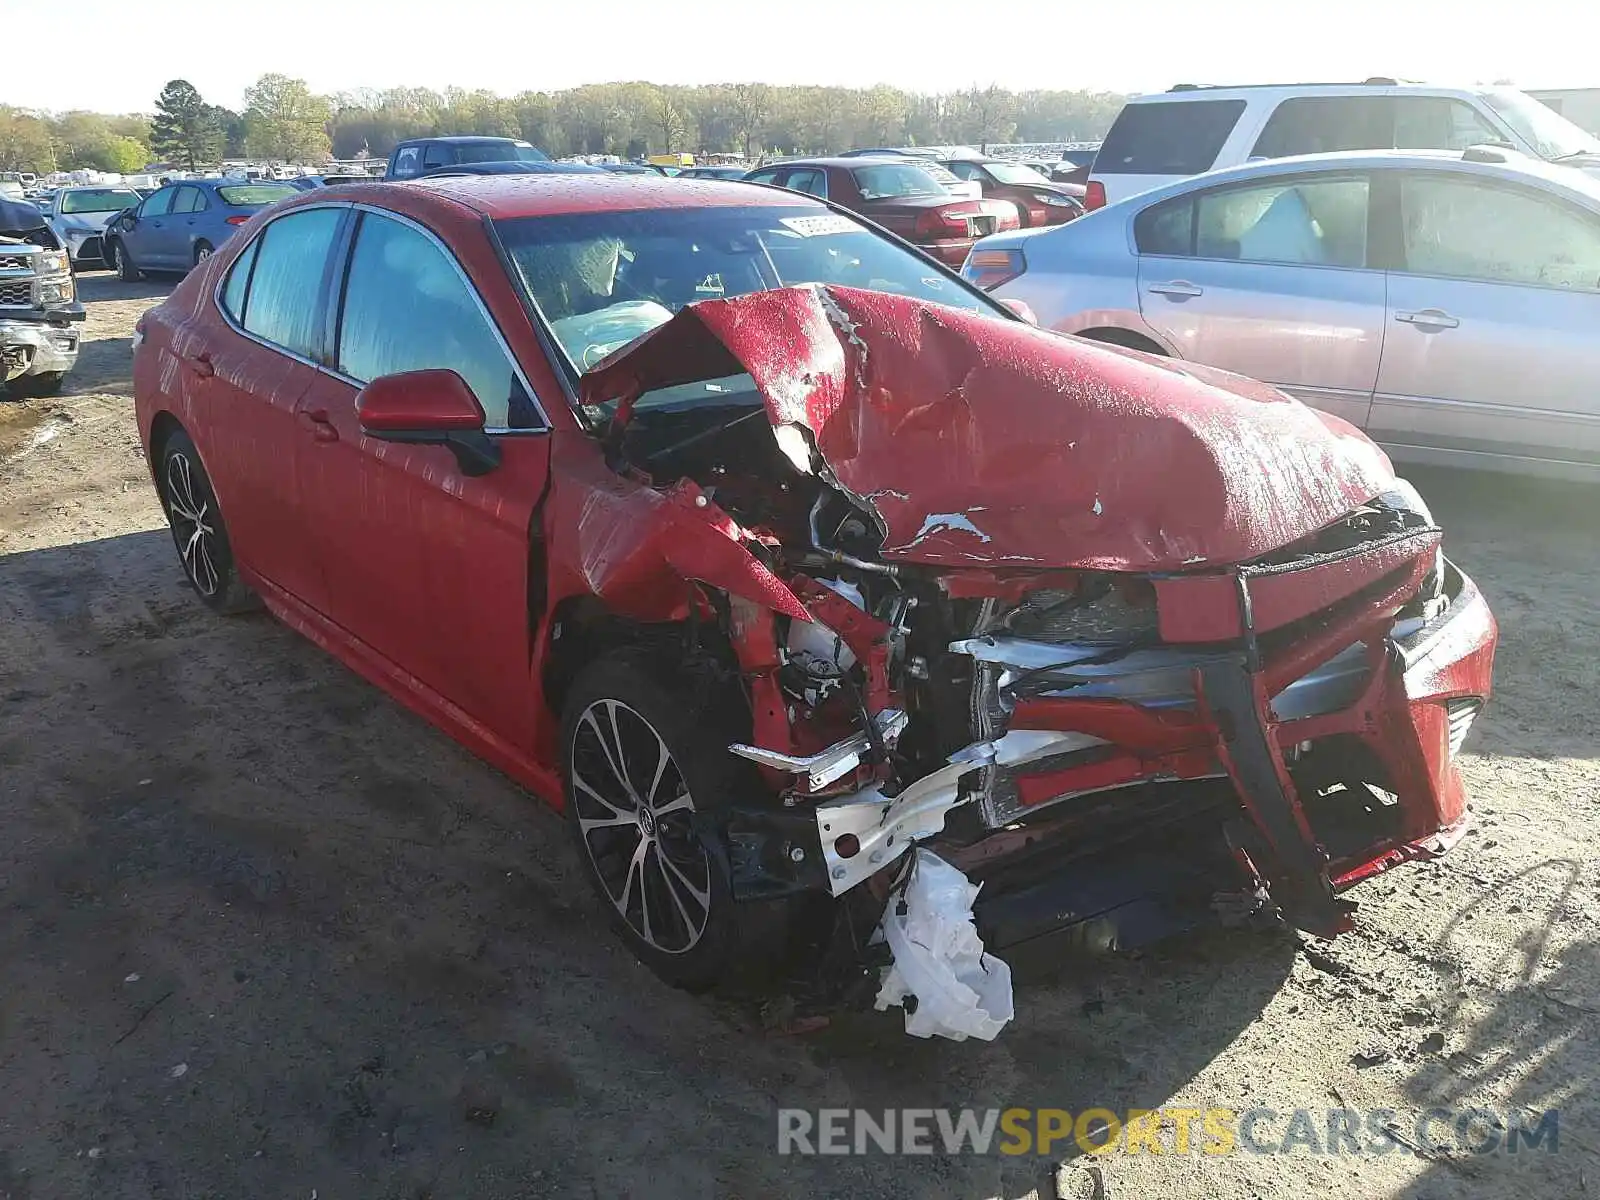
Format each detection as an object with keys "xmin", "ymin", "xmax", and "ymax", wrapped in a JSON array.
[
  {"xmin": 1085, "ymin": 81, "xmax": 1600, "ymax": 209},
  {"xmin": 967, "ymin": 147, "xmax": 1600, "ymax": 482}
]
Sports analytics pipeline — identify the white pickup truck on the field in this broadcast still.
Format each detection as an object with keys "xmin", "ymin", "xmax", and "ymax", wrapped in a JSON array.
[{"xmin": 0, "ymin": 198, "xmax": 84, "ymax": 397}]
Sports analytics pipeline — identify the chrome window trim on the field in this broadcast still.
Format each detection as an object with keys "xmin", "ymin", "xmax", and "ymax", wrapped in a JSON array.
[{"xmin": 210, "ymin": 199, "xmax": 551, "ymax": 434}]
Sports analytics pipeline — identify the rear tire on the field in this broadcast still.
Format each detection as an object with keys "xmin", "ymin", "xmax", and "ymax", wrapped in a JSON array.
[
  {"xmin": 111, "ymin": 239, "xmax": 143, "ymax": 282},
  {"xmin": 562, "ymin": 652, "xmax": 800, "ymax": 993},
  {"xmin": 193, "ymin": 241, "xmax": 214, "ymax": 269},
  {"xmin": 156, "ymin": 428, "xmax": 257, "ymax": 614}
]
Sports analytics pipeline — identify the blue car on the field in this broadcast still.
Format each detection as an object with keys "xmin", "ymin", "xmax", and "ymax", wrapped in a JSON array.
[{"xmin": 103, "ymin": 179, "xmax": 301, "ymax": 279}]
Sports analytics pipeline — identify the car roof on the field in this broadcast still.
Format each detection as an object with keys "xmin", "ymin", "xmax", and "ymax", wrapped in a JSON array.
[
  {"xmin": 397, "ymin": 135, "xmax": 529, "ymax": 145},
  {"xmin": 1129, "ymin": 80, "xmax": 1499, "ymax": 102},
  {"xmin": 774, "ymin": 157, "xmax": 935, "ymax": 170},
  {"xmin": 1110, "ymin": 148, "xmax": 1600, "ymax": 206},
  {"xmin": 317, "ymin": 174, "xmax": 823, "ymax": 220}
]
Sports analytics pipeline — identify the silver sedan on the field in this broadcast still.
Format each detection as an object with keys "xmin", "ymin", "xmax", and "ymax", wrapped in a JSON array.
[{"xmin": 965, "ymin": 148, "xmax": 1600, "ymax": 482}]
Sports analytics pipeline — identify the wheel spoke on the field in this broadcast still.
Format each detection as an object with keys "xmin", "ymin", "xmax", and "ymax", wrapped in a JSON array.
[
  {"xmin": 614, "ymin": 836, "xmax": 649, "ymax": 916},
  {"xmin": 658, "ymin": 845, "xmax": 710, "ymax": 914},
  {"xmin": 653, "ymin": 791, "xmax": 693, "ymax": 819},
  {"xmin": 644, "ymin": 731, "xmax": 672, "ymax": 811},
  {"xmin": 604, "ymin": 701, "xmax": 636, "ymax": 794},
  {"xmin": 195, "ymin": 536, "xmax": 219, "ymax": 594},
  {"xmin": 582, "ymin": 706, "xmax": 632, "ymax": 798}
]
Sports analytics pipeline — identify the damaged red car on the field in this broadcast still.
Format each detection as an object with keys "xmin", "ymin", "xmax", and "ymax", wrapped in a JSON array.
[{"xmin": 133, "ymin": 175, "xmax": 1496, "ymax": 1002}]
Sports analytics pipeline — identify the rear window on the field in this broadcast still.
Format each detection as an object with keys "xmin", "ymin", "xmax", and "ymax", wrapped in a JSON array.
[
  {"xmin": 217, "ymin": 184, "xmax": 298, "ymax": 206},
  {"xmin": 1095, "ymin": 99, "xmax": 1246, "ymax": 175},
  {"xmin": 851, "ymin": 163, "xmax": 946, "ymax": 199},
  {"xmin": 455, "ymin": 141, "xmax": 549, "ymax": 165}
]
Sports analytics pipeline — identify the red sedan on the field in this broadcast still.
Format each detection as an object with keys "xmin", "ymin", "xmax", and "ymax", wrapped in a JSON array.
[
  {"xmin": 134, "ymin": 175, "xmax": 1494, "ymax": 1001},
  {"xmin": 743, "ymin": 157, "xmax": 1019, "ymax": 267}
]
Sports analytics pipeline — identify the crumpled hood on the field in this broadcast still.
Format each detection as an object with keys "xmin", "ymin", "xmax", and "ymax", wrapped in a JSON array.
[{"xmin": 583, "ymin": 284, "xmax": 1397, "ymax": 572}]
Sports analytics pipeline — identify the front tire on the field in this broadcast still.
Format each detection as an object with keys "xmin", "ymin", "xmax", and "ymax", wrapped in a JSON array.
[
  {"xmin": 562, "ymin": 653, "xmax": 797, "ymax": 992},
  {"xmin": 111, "ymin": 239, "xmax": 143, "ymax": 282},
  {"xmin": 157, "ymin": 428, "xmax": 256, "ymax": 614}
]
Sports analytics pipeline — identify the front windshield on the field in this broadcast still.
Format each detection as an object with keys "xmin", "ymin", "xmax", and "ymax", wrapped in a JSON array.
[
  {"xmin": 495, "ymin": 203, "xmax": 1007, "ymax": 416},
  {"xmin": 60, "ymin": 188, "xmax": 140, "ymax": 214},
  {"xmin": 851, "ymin": 163, "xmax": 947, "ymax": 200},
  {"xmin": 985, "ymin": 162, "xmax": 1053, "ymax": 186},
  {"xmin": 1482, "ymin": 89, "xmax": 1600, "ymax": 159}
]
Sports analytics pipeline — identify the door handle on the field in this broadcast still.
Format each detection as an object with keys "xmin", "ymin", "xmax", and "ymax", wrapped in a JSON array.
[
  {"xmin": 301, "ymin": 409, "xmax": 340, "ymax": 443},
  {"xmin": 180, "ymin": 350, "xmax": 213, "ymax": 378},
  {"xmin": 1148, "ymin": 280, "xmax": 1204, "ymax": 298},
  {"xmin": 1394, "ymin": 308, "xmax": 1459, "ymax": 330}
]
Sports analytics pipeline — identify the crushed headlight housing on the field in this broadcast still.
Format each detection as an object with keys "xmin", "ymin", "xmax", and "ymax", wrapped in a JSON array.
[
  {"xmin": 38, "ymin": 279, "xmax": 74, "ymax": 304},
  {"xmin": 36, "ymin": 251, "xmax": 69, "ymax": 275}
]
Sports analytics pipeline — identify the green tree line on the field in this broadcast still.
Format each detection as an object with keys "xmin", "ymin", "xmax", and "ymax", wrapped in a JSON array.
[{"xmin": 1, "ymin": 75, "xmax": 1127, "ymax": 173}]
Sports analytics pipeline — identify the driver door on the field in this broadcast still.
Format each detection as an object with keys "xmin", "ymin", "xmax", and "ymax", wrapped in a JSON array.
[
  {"xmin": 294, "ymin": 208, "xmax": 552, "ymax": 744},
  {"xmin": 127, "ymin": 186, "xmax": 179, "ymax": 268}
]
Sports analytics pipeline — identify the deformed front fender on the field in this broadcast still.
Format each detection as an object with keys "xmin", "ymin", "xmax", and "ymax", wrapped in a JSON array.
[{"xmin": 542, "ymin": 431, "xmax": 810, "ymax": 625}]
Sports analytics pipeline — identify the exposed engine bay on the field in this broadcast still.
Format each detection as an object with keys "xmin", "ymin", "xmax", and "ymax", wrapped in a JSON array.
[{"xmin": 575, "ymin": 283, "xmax": 1498, "ymax": 1009}]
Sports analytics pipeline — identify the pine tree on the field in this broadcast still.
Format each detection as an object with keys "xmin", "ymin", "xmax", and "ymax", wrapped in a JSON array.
[{"xmin": 150, "ymin": 80, "xmax": 223, "ymax": 170}]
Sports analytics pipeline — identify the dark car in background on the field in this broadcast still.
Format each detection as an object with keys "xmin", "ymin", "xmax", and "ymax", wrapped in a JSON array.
[
  {"xmin": 936, "ymin": 158, "xmax": 1085, "ymax": 227},
  {"xmin": 743, "ymin": 157, "xmax": 1018, "ymax": 266},
  {"xmin": 386, "ymin": 137, "xmax": 550, "ymax": 181},
  {"xmin": 104, "ymin": 179, "xmax": 300, "ymax": 279}
]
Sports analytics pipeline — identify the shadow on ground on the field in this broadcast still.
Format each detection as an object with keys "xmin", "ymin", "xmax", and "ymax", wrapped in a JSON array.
[{"xmin": 0, "ymin": 529, "xmax": 1296, "ymax": 1199}]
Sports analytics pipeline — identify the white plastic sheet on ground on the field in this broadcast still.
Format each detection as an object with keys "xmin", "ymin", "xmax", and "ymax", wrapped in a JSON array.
[{"xmin": 874, "ymin": 848, "xmax": 1014, "ymax": 1041}]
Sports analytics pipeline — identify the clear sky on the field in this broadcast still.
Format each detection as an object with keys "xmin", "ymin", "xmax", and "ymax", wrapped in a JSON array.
[{"xmin": 7, "ymin": 0, "xmax": 1592, "ymax": 113}]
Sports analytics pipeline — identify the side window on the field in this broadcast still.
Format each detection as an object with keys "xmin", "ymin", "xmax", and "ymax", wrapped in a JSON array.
[
  {"xmin": 391, "ymin": 146, "xmax": 422, "ymax": 179},
  {"xmin": 1134, "ymin": 196, "xmax": 1194, "ymax": 255},
  {"xmin": 140, "ymin": 188, "xmax": 175, "ymax": 217},
  {"xmin": 220, "ymin": 235, "xmax": 260, "ymax": 322},
  {"xmin": 1251, "ymin": 97, "xmax": 1392, "ymax": 158},
  {"xmin": 1393, "ymin": 98, "xmax": 1503, "ymax": 151},
  {"xmin": 241, "ymin": 208, "xmax": 342, "ymax": 358},
  {"xmin": 787, "ymin": 169, "xmax": 828, "ymax": 198},
  {"xmin": 336, "ymin": 213, "xmax": 531, "ymax": 429},
  {"xmin": 746, "ymin": 169, "xmax": 781, "ymax": 185},
  {"xmin": 945, "ymin": 162, "xmax": 980, "ymax": 181},
  {"xmin": 1399, "ymin": 175, "xmax": 1600, "ymax": 289},
  {"xmin": 1195, "ymin": 177, "xmax": 1369, "ymax": 267},
  {"xmin": 171, "ymin": 187, "xmax": 201, "ymax": 214},
  {"xmin": 1095, "ymin": 99, "xmax": 1246, "ymax": 175},
  {"xmin": 422, "ymin": 143, "xmax": 454, "ymax": 169}
]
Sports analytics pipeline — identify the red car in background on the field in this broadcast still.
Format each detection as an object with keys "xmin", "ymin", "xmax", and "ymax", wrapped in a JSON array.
[
  {"xmin": 936, "ymin": 157, "xmax": 1087, "ymax": 227},
  {"xmin": 132, "ymin": 175, "xmax": 1494, "ymax": 1007},
  {"xmin": 743, "ymin": 157, "xmax": 1019, "ymax": 266}
]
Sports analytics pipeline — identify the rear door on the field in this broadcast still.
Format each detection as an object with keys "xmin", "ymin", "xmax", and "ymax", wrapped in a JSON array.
[
  {"xmin": 1370, "ymin": 170, "xmax": 1600, "ymax": 470},
  {"xmin": 1134, "ymin": 171, "xmax": 1385, "ymax": 428},
  {"xmin": 170, "ymin": 186, "xmax": 206, "ymax": 264},
  {"xmin": 1090, "ymin": 98, "xmax": 1247, "ymax": 204},
  {"xmin": 130, "ymin": 186, "xmax": 179, "ymax": 267},
  {"xmin": 294, "ymin": 208, "xmax": 552, "ymax": 739},
  {"xmin": 201, "ymin": 206, "xmax": 346, "ymax": 609}
]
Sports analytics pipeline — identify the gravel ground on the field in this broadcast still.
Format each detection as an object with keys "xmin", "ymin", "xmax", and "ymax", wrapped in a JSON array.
[{"xmin": 1, "ymin": 273, "xmax": 1597, "ymax": 1199}]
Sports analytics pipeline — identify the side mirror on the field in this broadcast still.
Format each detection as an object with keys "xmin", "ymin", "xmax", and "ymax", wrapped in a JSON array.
[
  {"xmin": 356, "ymin": 368, "xmax": 501, "ymax": 476},
  {"xmin": 998, "ymin": 297, "xmax": 1038, "ymax": 325}
]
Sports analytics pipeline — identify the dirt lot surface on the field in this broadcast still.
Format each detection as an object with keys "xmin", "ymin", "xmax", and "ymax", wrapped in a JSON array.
[{"xmin": 2, "ymin": 274, "xmax": 1597, "ymax": 1199}]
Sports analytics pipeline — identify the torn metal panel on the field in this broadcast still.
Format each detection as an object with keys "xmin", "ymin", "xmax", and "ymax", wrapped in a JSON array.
[{"xmin": 582, "ymin": 283, "xmax": 1397, "ymax": 572}]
